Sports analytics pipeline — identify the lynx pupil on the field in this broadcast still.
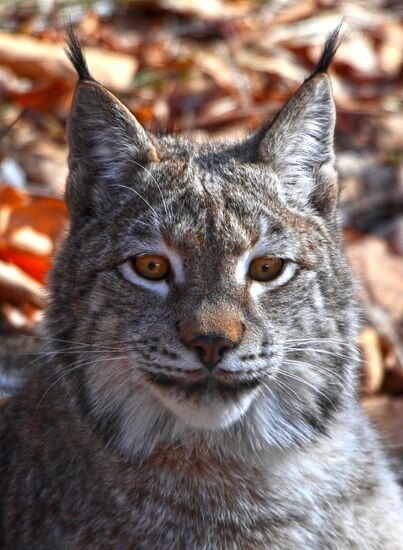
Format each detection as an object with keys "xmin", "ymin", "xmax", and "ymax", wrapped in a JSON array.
[
  {"xmin": 133, "ymin": 255, "xmax": 169, "ymax": 280},
  {"xmin": 249, "ymin": 257, "xmax": 284, "ymax": 282}
]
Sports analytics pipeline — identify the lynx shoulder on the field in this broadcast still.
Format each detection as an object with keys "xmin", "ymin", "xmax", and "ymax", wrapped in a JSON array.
[{"xmin": 1, "ymin": 26, "xmax": 402, "ymax": 549}]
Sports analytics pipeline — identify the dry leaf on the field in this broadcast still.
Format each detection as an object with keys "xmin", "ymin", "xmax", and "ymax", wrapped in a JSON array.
[
  {"xmin": 0, "ymin": 31, "xmax": 137, "ymax": 91},
  {"xmin": 158, "ymin": 0, "xmax": 249, "ymax": 21},
  {"xmin": 194, "ymin": 49, "xmax": 235, "ymax": 91},
  {"xmin": 0, "ymin": 187, "xmax": 67, "ymax": 282},
  {"xmin": 0, "ymin": 302, "xmax": 42, "ymax": 333},
  {"xmin": 346, "ymin": 235, "xmax": 403, "ymax": 324},
  {"xmin": 0, "ymin": 249, "xmax": 50, "ymax": 284},
  {"xmin": 0, "ymin": 186, "xmax": 27, "ymax": 235},
  {"xmin": 359, "ymin": 326, "xmax": 385, "ymax": 395},
  {"xmin": 362, "ymin": 395, "xmax": 403, "ymax": 458},
  {"xmin": 8, "ymin": 79, "xmax": 72, "ymax": 113},
  {"xmin": 378, "ymin": 21, "xmax": 403, "ymax": 76},
  {"xmin": 0, "ymin": 260, "xmax": 45, "ymax": 308},
  {"xmin": 4, "ymin": 196, "xmax": 67, "ymax": 246},
  {"xmin": 237, "ymin": 49, "xmax": 307, "ymax": 83},
  {"xmin": 328, "ymin": 31, "xmax": 380, "ymax": 78},
  {"xmin": 8, "ymin": 226, "xmax": 53, "ymax": 257}
]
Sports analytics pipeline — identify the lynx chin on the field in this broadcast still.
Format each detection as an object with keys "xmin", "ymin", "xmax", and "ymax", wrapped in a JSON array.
[{"xmin": 1, "ymin": 25, "xmax": 402, "ymax": 549}]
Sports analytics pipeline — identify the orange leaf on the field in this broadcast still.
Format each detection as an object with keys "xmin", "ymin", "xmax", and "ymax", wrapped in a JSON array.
[{"xmin": 0, "ymin": 248, "xmax": 50, "ymax": 284}]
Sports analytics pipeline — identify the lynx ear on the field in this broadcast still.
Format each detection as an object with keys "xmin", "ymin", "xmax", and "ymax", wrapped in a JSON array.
[
  {"xmin": 258, "ymin": 27, "xmax": 341, "ymax": 219},
  {"xmin": 65, "ymin": 28, "xmax": 159, "ymax": 217}
]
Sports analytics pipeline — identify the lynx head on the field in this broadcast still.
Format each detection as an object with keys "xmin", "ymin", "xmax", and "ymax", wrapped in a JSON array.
[{"xmin": 47, "ymin": 26, "xmax": 358, "ymax": 459}]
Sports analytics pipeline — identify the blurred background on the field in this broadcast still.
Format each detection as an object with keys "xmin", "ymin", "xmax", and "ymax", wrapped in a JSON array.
[{"xmin": 0, "ymin": 0, "xmax": 402, "ymax": 458}]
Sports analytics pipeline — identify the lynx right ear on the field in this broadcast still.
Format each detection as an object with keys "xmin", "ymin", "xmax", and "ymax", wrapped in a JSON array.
[
  {"xmin": 65, "ymin": 27, "xmax": 159, "ymax": 218},
  {"xmin": 257, "ymin": 26, "xmax": 341, "ymax": 220}
]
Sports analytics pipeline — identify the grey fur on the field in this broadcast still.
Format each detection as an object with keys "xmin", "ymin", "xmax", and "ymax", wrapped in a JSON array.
[{"xmin": 1, "ymin": 28, "xmax": 402, "ymax": 548}]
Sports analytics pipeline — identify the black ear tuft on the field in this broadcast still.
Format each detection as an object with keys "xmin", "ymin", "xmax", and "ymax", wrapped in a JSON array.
[
  {"xmin": 65, "ymin": 24, "xmax": 93, "ymax": 82},
  {"xmin": 311, "ymin": 23, "xmax": 342, "ymax": 77}
]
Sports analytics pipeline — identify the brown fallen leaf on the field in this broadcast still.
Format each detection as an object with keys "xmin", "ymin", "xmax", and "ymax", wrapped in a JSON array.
[
  {"xmin": 157, "ymin": 0, "xmax": 250, "ymax": 21},
  {"xmin": 346, "ymin": 236, "xmax": 403, "ymax": 323},
  {"xmin": 0, "ymin": 302, "xmax": 42, "ymax": 333},
  {"xmin": 0, "ymin": 187, "xmax": 68, "ymax": 282},
  {"xmin": 375, "ymin": 113, "xmax": 403, "ymax": 152},
  {"xmin": 193, "ymin": 49, "xmax": 236, "ymax": 92},
  {"xmin": 377, "ymin": 21, "xmax": 403, "ymax": 76},
  {"xmin": 0, "ymin": 249, "xmax": 50, "ymax": 284},
  {"xmin": 362, "ymin": 395, "xmax": 403, "ymax": 459},
  {"xmin": 0, "ymin": 260, "xmax": 45, "ymax": 309},
  {"xmin": 346, "ymin": 235, "xmax": 403, "ymax": 375},
  {"xmin": 359, "ymin": 326, "xmax": 385, "ymax": 395},
  {"xmin": 237, "ymin": 49, "xmax": 307, "ymax": 83},
  {"xmin": 3, "ymin": 195, "xmax": 68, "ymax": 247},
  {"xmin": 263, "ymin": 0, "xmax": 316, "ymax": 26},
  {"xmin": 327, "ymin": 31, "xmax": 380, "ymax": 79},
  {"xmin": 0, "ymin": 186, "xmax": 27, "ymax": 235},
  {"xmin": 0, "ymin": 31, "xmax": 137, "ymax": 91},
  {"xmin": 260, "ymin": 12, "xmax": 342, "ymax": 49},
  {"xmin": 7, "ymin": 226, "xmax": 53, "ymax": 257},
  {"xmin": 8, "ymin": 79, "xmax": 72, "ymax": 113}
]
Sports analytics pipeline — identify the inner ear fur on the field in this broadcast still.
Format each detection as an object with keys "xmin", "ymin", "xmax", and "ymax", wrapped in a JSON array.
[
  {"xmin": 257, "ymin": 73, "xmax": 338, "ymax": 219},
  {"xmin": 66, "ymin": 80, "xmax": 159, "ymax": 218},
  {"xmin": 68, "ymin": 80, "xmax": 159, "ymax": 172}
]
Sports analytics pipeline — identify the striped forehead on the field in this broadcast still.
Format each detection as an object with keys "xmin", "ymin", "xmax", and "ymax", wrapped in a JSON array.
[
  {"xmin": 125, "ymin": 155, "xmax": 303, "ymax": 256},
  {"xmin": 165, "ymin": 201, "xmax": 258, "ymax": 256}
]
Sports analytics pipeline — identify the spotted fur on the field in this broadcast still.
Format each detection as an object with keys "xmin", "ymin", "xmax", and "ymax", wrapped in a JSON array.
[{"xmin": 1, "ymin": 27, "xmax": 402, "ymax": 548}]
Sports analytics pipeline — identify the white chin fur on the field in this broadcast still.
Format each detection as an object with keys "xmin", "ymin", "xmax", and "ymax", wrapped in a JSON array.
[{"xmin": 149, "ymin": 386, "xmax": 256, "ymax": 430}]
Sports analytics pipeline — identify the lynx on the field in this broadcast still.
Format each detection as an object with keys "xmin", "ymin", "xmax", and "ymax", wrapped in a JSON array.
[{"xmin": 1, "ymin": 27, "xmax": 402, "ymax": 549}]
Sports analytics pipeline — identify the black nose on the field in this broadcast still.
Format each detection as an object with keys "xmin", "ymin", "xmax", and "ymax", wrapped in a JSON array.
[{"xmin": 188, "ymin": 334, "xmax": 234, "ymax": 371}]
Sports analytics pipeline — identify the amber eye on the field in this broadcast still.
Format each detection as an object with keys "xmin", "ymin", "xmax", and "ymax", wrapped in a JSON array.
[
  {"xmin": 133, "ymin": 255, "xmax": 170, "ymax": 281},
  {"xmin": 248, "ymin": 256, "xmax": 285, "ymax": 282}
]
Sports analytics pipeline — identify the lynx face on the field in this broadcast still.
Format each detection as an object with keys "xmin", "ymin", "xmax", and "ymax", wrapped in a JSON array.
[{"xmin": 47, "ymin": 29, "xmax": 358, "ymax": 457}]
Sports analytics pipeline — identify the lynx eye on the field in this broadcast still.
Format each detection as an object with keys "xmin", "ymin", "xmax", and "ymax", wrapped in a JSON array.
[
  {"xmin": 132, "ymin": 255, "xmax": 170, "ymax": 281},
  {"xmin": 249, "ymin": 256, "xmax": 285, "ymax": 282}
]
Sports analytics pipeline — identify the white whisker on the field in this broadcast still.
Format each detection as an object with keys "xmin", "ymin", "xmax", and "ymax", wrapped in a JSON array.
[
  {"xmin": 283, "ymin": 347, "xmax": 353, "ymax": 362},
  {"xmin": 113, "ymin": 184, "xmax": 159, "ymax": 218},
  {"xmin": 277, "ymin": 369, "xmax": 337, "ymax": 410},
  {"xmin": 283, "ymin": 358, "xmax": 344, "ymax": 385},
  {"xmin": 127, "ymin": 158, "xmax": 170, "ymax": 219},
  {"xmin": 36, "ymin": 355, "xmax": 128, "ymax": 408}
]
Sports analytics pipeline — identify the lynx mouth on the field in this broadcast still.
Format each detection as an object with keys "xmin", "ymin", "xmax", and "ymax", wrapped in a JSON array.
[
  {"xmin": 143, "ymin": 370, "xmax": 262, "ymax": 397},
  {"xmin": 141, "ymin": 370, "xmax": 261, "ymax": 428}
]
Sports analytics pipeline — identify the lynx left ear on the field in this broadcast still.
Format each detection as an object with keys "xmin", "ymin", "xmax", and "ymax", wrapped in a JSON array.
[
  {"xmin": 67, "ymin": 81, "xmax": 159, "ymax": 173},
  {"xmin": 64, "ymin": 27, "xmax": 159, "ymax": 217},
  {"xmin": 258, "ymin": 27, "xmax": 341, "ymax": 219}
]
